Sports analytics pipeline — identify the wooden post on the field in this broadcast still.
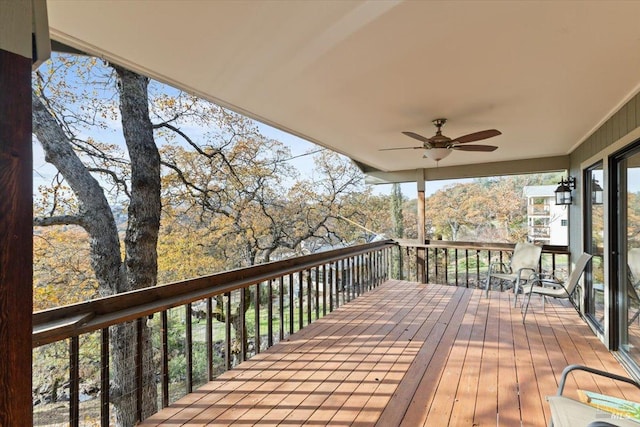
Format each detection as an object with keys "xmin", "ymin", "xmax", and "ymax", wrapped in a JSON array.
[
  {"xmin": 0, "ymin": 34, "xmax": 34, "ymax": 427},
  {"xmin": 417, "ymin": 171, "xmax": 427, "ymax": 283},
  {"xmin": 1, "ymin": 2, "xmax": 48, "ymax": 422}
]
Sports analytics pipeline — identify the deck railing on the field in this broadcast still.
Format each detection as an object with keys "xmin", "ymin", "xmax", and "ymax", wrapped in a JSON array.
[
  {"xmin": 31, "ymin": 238, "xmax": 570, "ymax": 425},
  {"xmin": 393, "ymin": 239, "xmax": 570, "ymax": 289},
  {"xmin": 32, "ymin": 240, "xmax": 394, "ymax": 426}
]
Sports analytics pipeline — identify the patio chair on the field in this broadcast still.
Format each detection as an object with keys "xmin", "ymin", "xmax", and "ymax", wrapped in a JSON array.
[
  {"xmin": 628, "ymin": 248, "xmax": 640, "ymax": 324},
  {"xmin": 547, "ymin": 364, "xmax": 640, "ymax": 427},
  {"xmin": 630, "ymin": 248, "xmax": 640, "ymax": 283},
  {"xmin": 521, "ymin": 252, "xmax": 592, "ymax": 323},
  {"xmin": 485, "ymin": 241, "xmax": 542, "ymax": 307}
]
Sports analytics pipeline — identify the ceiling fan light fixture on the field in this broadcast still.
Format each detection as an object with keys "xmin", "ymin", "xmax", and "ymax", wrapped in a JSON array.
[
  {"xmin": 386, "ymin": 118, "xmax": 501, "ymax": 161},
  {"xmin": 424, "ymin": 147, "xmax": 451, "ymax": 161}
]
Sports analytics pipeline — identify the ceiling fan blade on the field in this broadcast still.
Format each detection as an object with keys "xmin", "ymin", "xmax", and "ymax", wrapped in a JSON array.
[
  {"xmin": 451, "ymin": 144, "xmax": 498, "ymax": 152},
  {"xmin": 453, "ymin": 129, "xmax": 501, "ymax": 144},
  {"xmin": 379, "ymin": 146, "xmax": 424, "ymax": 151},
  {"xmin": 402, "ymin": 131, "xmax": 431, "ymax": 143}
]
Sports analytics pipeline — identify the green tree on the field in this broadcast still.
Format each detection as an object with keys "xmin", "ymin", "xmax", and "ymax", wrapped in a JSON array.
[
  {"xmin": 391, "ymin": 183, "xmax": 404, "ymax": 239},
  {"xmin": 425, "ymin": 174, "xmax": 562, "ymax": 242}
]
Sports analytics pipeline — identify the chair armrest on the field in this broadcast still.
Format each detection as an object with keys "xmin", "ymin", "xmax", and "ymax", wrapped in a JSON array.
[
  {"xmin": 489, "ymin": 262, "xmax": 511, "ymax": 274},
  {"xmin": 529, "ymin": 271, "xmax": 563, "ymax": 288},
  {"xmin": 556, "ymin": 364, "xmax": 640, "ymax": 396},
  {"xmin": 515, "ymin": 267, "xmax": 538, "ymax": 280},
  {"xmin": 537, "ymin": 271, "xmax": 560, "ymax": 281}
]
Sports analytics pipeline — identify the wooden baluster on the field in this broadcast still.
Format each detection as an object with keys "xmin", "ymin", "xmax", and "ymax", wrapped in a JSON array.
[
  {"xmin": 298, "ymin": 271, "xmax": 304, "ymax": 330},
  {"xmin": 225, "ymin": 292, "xmax": 232, "ymax": 370},
  {"xmin": 161, "ymin": 311, "xmax": 169, "ymax": 406},
  {"xmin": 186, "ymin": 303, "xmax": 193, "ymax": 392},
  {"xmin": 255, "ymin": 283, "xmax": 261, "ymax": 354},
  {"xmin": 322, "ymin": 264, "xmax": 327, "ymax": 316},
  {"xmin": 268, "ymin": 280, "xmax": 274, "ymax": 348},
  {"xmin": 70, "ymin": 336, "xmax": 80, "ymax": 427},
  {"xmin": 206, "ymin": 299, "xmax": 213, "ymax": 381},
  {"xmin": 278, "ymin": 278, "xmax": 284, "ymax": 342},
  {"xmin": 289, "ymin": 274, "xmax": 294, "ymax": 335},
  {"xmin": 101, "ymin": 327, "xmax": 110, "ymax": 425},
  {"xmin": 239, "ymin": 289, "xmax": 246, "ymax": 362},
  {"xmin": 136, "ymin": 318, "xmax": 143, "ymax": 422}
]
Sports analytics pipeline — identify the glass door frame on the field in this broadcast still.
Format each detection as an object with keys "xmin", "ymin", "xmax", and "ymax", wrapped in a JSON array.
[
  {"xmin": 583, "ymin": 162, "xmax": 605, "ymax": 332},
  {"xmin": 609, "ymin": 139, "xmax": 640, "ymax": 363}
]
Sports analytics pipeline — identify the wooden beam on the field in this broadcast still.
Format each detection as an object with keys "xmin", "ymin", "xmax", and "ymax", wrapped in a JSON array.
[
  {"xmin": 364, "ymin": 155, "xmax": 570, "ymax": 185},
  {"xmin": 417, "ymin": 171, "xmax": 426, "ymax": 284},
  {"xmin": 0, "ymin": 47, "xmax": 33, "ymax": 425}
]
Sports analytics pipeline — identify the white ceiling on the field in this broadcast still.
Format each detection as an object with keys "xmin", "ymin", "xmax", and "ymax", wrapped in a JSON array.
[{"xmin": 46, "ymin": 0, "xmax": 640, "ymax": 177}]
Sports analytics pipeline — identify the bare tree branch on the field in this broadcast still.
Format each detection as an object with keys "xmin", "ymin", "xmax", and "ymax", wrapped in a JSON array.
[
  {"xmin": 34, "ymin": 215, "xmax": 85, "ymax": 227},
  {"xmin": 87, "ymin": 167, "xmax": 131, "ymax": 198},
  {"xmin": 154, "ymin": 122, "xmax": 243, "ymax": 184}
]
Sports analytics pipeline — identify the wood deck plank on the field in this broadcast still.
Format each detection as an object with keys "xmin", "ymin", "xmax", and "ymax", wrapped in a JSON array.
[
  {"xmin": 496, "ymin": 292, "xmax": 521, "ymax": 426},
  {"xmin": 422, "ymin": 287, "xmax": 481, "ymax": 426},
  {"xmin": 511, "ymin": 301, "xmax": 547, "ymax": 427},
  {"xmin": 139, "ymin": 281, "xmax": 634, "ymax": 427},
  {"xmin": 377, "ymin": 287, "xmax": 466, "ymax": 426},
  {"xmin": 472, "ymin": 289, "xmax": 500, "ymax": 426},
  {"xmin": 448, "ymin": 289, "xmax": 491, "ymax": 426}
]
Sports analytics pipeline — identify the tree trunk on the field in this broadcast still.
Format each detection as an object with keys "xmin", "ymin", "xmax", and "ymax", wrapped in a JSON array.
[
  {"xmin": 33, "ymin": 65, "xmax": 160, "ymax": 426},
  {"xmin": 111, "ymin": 67, "xmax": 160, "ymax": 423}
]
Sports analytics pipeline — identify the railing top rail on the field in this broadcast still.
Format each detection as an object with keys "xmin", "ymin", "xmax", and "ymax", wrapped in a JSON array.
[
  {"xmin": 394, "ymin": 239, "xmax": 569, "ymax": 255},
  {"xmin": 33, "ymin": 240, "xmax": 394, "ymax": 347}
]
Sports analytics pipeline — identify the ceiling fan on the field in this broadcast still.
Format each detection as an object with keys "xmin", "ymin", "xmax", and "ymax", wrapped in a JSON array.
[{"xmin": 381, "ymin": 118, "xmax": 501, "ymax": 161}]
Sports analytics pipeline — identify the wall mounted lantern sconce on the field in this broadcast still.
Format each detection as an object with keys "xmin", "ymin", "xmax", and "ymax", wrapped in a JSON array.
[
  {"xmin": 554, "ymin": 176, "xmax": 576, "ymax": 205},
  {"xmin": 591, "ymin": 178, "xmax": 604, "ymax": 205}
]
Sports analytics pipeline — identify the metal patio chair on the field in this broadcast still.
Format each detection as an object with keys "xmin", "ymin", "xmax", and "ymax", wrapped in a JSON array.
[
  {"xmin": 547, "ymin": 364, "xmax": 640, "ymax": 427},
  {"xmin": 628, "ymin": 248, "xmax": 640, "ymax": 324},
  {"xmin": 521, "ymin": 252, "xmax": 592, "ymax": 323},
  {"xmin": 485, "ymin": 241, "xmax": 542, "ymax": 307}
]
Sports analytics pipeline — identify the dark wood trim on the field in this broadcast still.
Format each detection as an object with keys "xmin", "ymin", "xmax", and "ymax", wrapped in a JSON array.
[
  {"xmin": 161, "ymin": 311, "xmax": 169, "ymax": 406},
  {"xmin": 100, "ymin": 327, "xmax": 110, "ymax": 427},
  {"xmin": 206, "ymin": 298, "xmax": 213, "ymax": 380},
  {"xmin": 224, "ymin": 293, "xmax": 231, "ymax": 370},
  {"xmin": 267, "ymin": 280, "xmax": 273, "ymax": 347},
  {"xmin": 417, "ymin": 189, "xmax": 426, "ymax": 283},
  {"xmin": 239, "ymin": 288, "xmax": 246, "ymax": 362},
  {"xmin": 254, "ymin": 283, "xmax": 260, "ymax": 354},
  {"xmin": 135, "ymin": 318, "xmax": 143, "ymax": 422},
  {"xmin": 278, "ymin": 277, "xmax": 284, "ymax": 342},
  {"xmin": 288, "ymin": 274, "xmax": 294, "ymax": 335},
  {"xmin": 185, "ymin": 303, "xmax": 193, "ymax": 392},
  {"xmin": 0, "ymin": 48, "xmax": 33, "ymax": 426},
  {"xmin": 69, "ymin": 336, "xmax": 80, "ymax": 427}
]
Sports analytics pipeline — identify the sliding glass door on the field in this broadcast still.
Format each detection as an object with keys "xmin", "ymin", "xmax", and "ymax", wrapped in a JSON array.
[
  {"xmin": 584, "ymin": 163, "xmax": 604, "ymax": 330},
  {"xmin": 613, "ymin": 142, "xmax": 640, "ymax": 361}
]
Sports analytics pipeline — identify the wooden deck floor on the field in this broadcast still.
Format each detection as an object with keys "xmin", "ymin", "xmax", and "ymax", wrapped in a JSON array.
[{"xmin": 141, "ymin": 280, "xmax": 637, "ymax": 426}]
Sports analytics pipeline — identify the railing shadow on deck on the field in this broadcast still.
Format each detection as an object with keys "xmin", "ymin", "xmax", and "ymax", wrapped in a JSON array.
[{"xmin": 31, "ymin": 238, "xmax": 569, "ymax": 426}]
